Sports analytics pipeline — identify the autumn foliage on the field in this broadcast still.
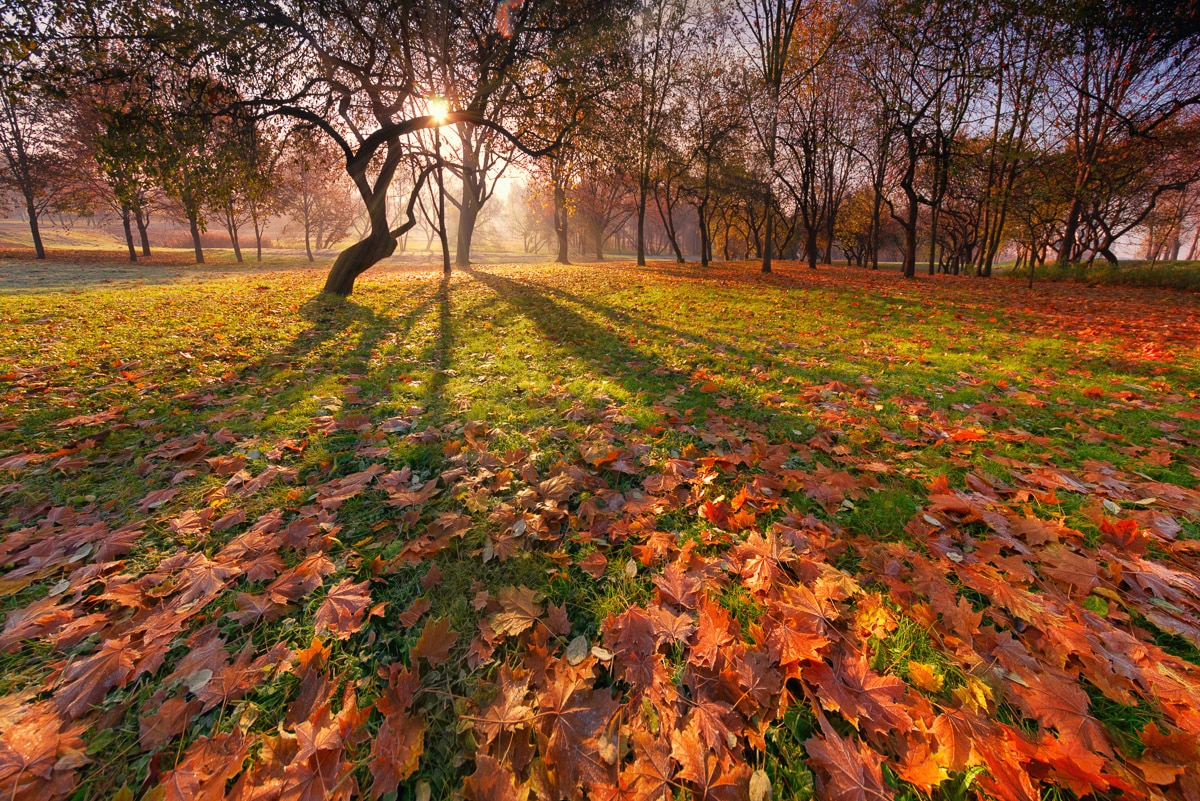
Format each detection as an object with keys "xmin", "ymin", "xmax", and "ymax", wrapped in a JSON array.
[{"xmin": 0, "ymin": 261, "xmax": 1198, "ymax": 800}]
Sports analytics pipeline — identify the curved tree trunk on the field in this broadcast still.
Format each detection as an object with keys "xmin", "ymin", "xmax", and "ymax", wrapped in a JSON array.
[{"xmin": 323, "ymin": 233, "xmax": 397, "ymax": 295}]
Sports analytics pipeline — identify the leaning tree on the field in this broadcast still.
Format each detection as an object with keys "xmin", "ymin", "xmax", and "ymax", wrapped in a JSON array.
[{"xmin": 67, "ymin": 0, "xmax": 633, "ymax": 293}]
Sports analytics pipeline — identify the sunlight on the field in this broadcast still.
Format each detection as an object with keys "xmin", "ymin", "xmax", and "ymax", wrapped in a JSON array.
[{"xmin": 428, "ymin": 96, "xmax": 449, "ymax": 124}]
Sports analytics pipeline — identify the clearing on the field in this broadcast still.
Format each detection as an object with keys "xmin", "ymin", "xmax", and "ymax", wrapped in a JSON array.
[{"xmin": 1, "ymin": 260, "xmax": 1199, "ymax": 801}]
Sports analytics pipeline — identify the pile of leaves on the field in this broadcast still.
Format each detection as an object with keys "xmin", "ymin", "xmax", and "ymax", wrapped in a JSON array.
[{"xmin": 0, "ymin": 261, "xmax": 1197, "ymax": 801}]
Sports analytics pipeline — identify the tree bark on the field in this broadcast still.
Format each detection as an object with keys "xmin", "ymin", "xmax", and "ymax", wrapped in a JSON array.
[
  {"xmin": 554, "ymin": 180, "xmax": 569, "ymax": 265},
  {"xmin": 121, "ymin": 204, "xmax": 137, "ymax": 263},
  {"xmin": 135, "ymin": 206, "xmax": 151, "ymax": 256},
  {"xmin": 762, "ymin": 190, "xmax": 774, "ymax": 274},
  {"xmin": 24, "ymin": 194, "xmax": 45, "ymax": 260},
  {"xmin": 456, "ymin": 194, "xmax": 479, "ymax": 268},
  {"xmin": 324, "ymin": 233, "xmax": 397, "ymax": 295},
  {"xmin": 636, "ymin": 179, "xmax": 648, "ymax": 266},
  {"xmin": 188, "ymin": 211, "xmax": 204, "ymax": 264},
  {"xmin": 902, "ymin": 186, "xmax": 918, "ymax": 279},
  {"xmin": 455, "ymin": 134, "xmax": 480, "ymax": 269},
  {"xmin": 226, "ymin": 204, "xmax": 243, "ymax": 263}
]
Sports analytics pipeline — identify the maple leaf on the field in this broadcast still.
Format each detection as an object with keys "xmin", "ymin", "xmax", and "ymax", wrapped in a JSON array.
[
  {"xmin": 411, "ymin": 617, "xmax": 457, "ymax": 666},
  {"xmin": 579, "ymin": 550, "xmax": 608, "ymax": 578},
  {"xmin": 891, "ymin": 742, "xmax": 942, "ymax": 796},
  {"xmin": 623, "ymin": 731, "xmax": 674, "ymax": 801},
  {"xmin": 313, "ymin": 579, "xmax": 373, "ymax": 640},
  {"xmin": 670, "ymin": 720, "xmax": 751, "ymax": 801},
  {"xmin": 806, "ymin": 656, "xmax": 913, "ymax": 740},
  {"xmin": 806, "ymin": 723, "xmax": 889, "ymax": 801},
  {"xmin": 1038, "ymin": 546, "xmax": 1101, "ymax": 596},
  {"xmin": 154, "ymin": 730, "xmax": 249, "ymax": 801},
  {"xmin": 603, "ymin": 606, "xmax": 659, "ymax": 689},
  {"xmin": 139, "ymin": 696, "xmax": 203, "ymax": 751},
  {"xmin": 54, "ymin": 636, "xmax": 138, "ymax": 719},
  {"xmin": 398, "ymin": 596, "xmax": 431, "ymax": 628},
  {"xmin": 279, "ymin": 747, "xmax": 356, "ymax": 801},
  {"xmin": 653, "ymin": 562, "xmax": 700, "ymax": 609},
  {"xmin": 476, "ymin": 665, "xmax": 534, "ymax": 747},
  {"xmin": 0, "ymin": 702, "xmax": 88, "ymax": 801},
  {"xmin": 906, "ymin": 662, "xmax": 944, "ymax": 693},
  {"xmin": 490, "ymin": 586, "xmax": 544, "ymax": 638},
  {"xmin": 538, "ymin": 680, "xmax": 620, "ymax": 797},
  {"xmin": 930, "ymin": 709, "xmax": 991, "ymax": 773},
  {"xmin": 463, "ymin": 754, "xmax": 518, "ymax": 801},
  {"xmin": 690, "ymin": 599, "xmax": 736, "ymax": 669},
  {"xmin": 138, "ymin": 487, "xmax": 178, "ymax": 512}
]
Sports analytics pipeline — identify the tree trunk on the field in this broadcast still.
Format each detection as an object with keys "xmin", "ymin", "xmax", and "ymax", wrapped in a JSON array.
[
  {"xmin": 435, "ymin": 150, "xmax": 451, "ymax": 277},
  {"xmin": 636, "ymin": 180, "xmax": 647, "ymax": 266},
  {"xmin": 251, "ymin": 209, "xmax": 264, "ymax": 262},
  {"xmin": 121, "ymin": 204, "xmax": 137, "ymax": 263},
  {"xmin": 762, "ymin": 192, "xmax": 774, "ymax": 274},
  {"xmin": 806, "ymin": 224, "xmax": 818, "ymax": 271},
  {"xmin": 456, "ymin": 194, "xmax": 479, "ymax": 269},
  {"xmin": 902, "ymin": 188, "xmax": 918, "ymax": 279},
  {"xmin": 25, "ymin": 195, "xmax": 45, "ymax": 260},
  {"xmin": 226, "ymin": 204, "xmax": 243, "ymax": 263},
  {"xmin": 1057, "ymin": 196, "xmax": 1082, "ymax": 269},
  {"xmin": 188, "ymin": 211, "xmax": 204, "ymax": 264},
  {"xmin": 698, "ymin": 203, "xmax": 710, "ymax": 268},
  {"xmin": 135, "ymin": 206, "xmax": 151, "ymax": 256},
  {"xmin": 324, "ymin": 233, "xmax": 397, "ymax": 295},
  {"xmin": 554, "ymin": 179, "xmax": 569, "ymax": 265},
  {"xmin": 455, "ymin": 135, "xmax": 480, "ymax": 269},
  {"xmin": 927, "ymin": 207, "xmax": 938, "ymax": 276}
]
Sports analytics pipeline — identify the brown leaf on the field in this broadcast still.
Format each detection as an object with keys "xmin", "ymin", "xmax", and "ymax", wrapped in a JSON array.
[
  {"xmin": 411, "ymin": 617, "xmax": 457, "ymax": 666},
  {"xmin": 490, "ymin": 586, "xmax": 544, "ymax": 638},
  {"xmin": 368, "ymin": 709, "xmax": 425, "ymax": 797},
  {"xmin": 139, "ymin": 696, "xmax": 203, "ymax": 751},
  {"xmin": 313, "ymin": 579, "xmax": 373, "ymax": 640},
  {"xmin": 54, "ymin": 637, "xmax": 137, "ymax": 720},
  {"xmin": 463, "ymin": 754, "xmax": 518, "ymax": 801},
  {"xmin": 806, "ymin": 723, "xmax": 888, "ymax": 801}
]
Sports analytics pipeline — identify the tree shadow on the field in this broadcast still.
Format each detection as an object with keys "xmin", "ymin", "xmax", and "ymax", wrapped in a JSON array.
[{"xmin": 461, "ymin": 267, "xmax": 780, "ymax": 419}]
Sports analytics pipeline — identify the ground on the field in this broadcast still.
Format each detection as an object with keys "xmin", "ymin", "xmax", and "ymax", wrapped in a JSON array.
[{"xmin": 0, "ymin": 257, "xmax": 1198, "ymax": 801}]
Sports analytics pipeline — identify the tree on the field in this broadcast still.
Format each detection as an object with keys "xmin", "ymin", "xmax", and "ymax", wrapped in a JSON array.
[
  {"xmin": 1050, "ymin": 0, "xmax": 1200, "ymax": 269},
  {"xmin": 573, "ymin": 156, "xmax": 634, "ymax": 260},
  {"xmin": 281, "ymin": 127, "xmax": 356, "ymax": 263},
  {"xmin": 680, "ymin": 16, "xmax": 743, "ymax": 267},
  {"xmin": 731, "ymin": 0, "xmax": 838, "ymax": 273},
  {"xmin": 0, "ymin": 53, "xmax": 84, "ymax": 260},
  {"xmin": 862, "ymin": 0, "xmax": 981, "ymax": 278},
  {"xmin": 622, "ymin": 0, "xmax": 696, "ymax": 266},
  {"xmin": 156, "ymin": 0, "xmax": 636, "ymax": 294}
]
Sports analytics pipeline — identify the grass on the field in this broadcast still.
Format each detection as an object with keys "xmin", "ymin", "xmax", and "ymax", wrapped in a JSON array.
[
  {"xmin": 1010, "ymin": 258, "xmax": 1200, "ymax": 292},
  {"xmin": 1, "ymin": 258, "xmax": 1198, "ymax": 800}
]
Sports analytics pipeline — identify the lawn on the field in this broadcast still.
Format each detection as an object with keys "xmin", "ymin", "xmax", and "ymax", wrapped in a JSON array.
[{"xmin": 0, "ymin": 259, "xmax": 1198, "ymax": 801}]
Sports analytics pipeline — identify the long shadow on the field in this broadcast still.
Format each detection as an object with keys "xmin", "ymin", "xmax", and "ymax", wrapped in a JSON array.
[
  {"xmin": 489, "ymin": 269, "xmax": 783, "ymax": 369},
  {"xmin": 468, "ymin": 266, "xmax": 915, "ymax": 395},
  {"xmin": 461, "ymin": 265, "xmax": 1046, "ymax": 425},
  {"xmin": 462, "ymin": 267, "xmax": 778, "ymax": 419},
  {"xmin": 416, "ymin": 275, "xmax": 453, "ymax": 423}
]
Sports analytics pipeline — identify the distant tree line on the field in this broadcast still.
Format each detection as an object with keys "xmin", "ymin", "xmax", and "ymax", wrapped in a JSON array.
[{"xmin": 1, "ymin": 0, "xmax": 1198, "ymax": 291}]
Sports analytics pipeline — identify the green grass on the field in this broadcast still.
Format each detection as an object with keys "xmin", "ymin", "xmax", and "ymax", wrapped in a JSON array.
[
  {"xmin": 1, "ymin": 259, "xmax": 1198, "ymax": 800},
  {"xmin": 1009, "ymin": 258, "xmax": 1200, "ymax": 291}
]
